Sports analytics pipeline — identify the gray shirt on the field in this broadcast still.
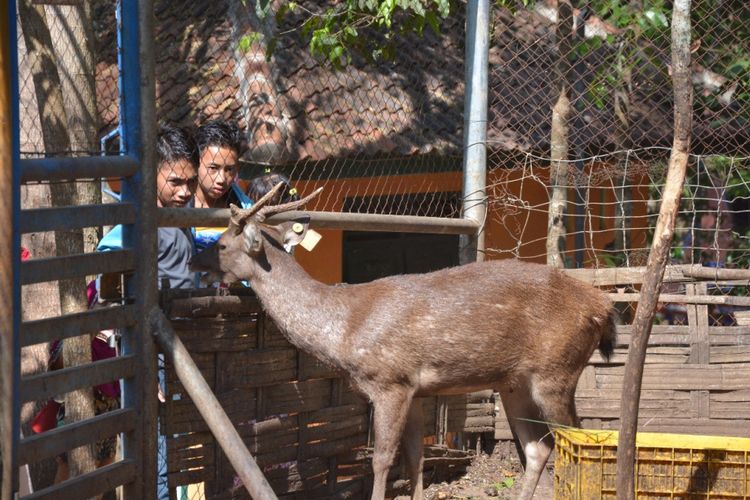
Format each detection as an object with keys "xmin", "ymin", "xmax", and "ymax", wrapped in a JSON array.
[{"xmin": 157, "ymin": 227, "xmax": 197, "ymax": 290}]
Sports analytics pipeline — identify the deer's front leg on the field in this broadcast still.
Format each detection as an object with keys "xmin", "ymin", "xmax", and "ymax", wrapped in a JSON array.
[{"xmin": 370, "ymin": 387, "xmax": 415, "ymax": 500}]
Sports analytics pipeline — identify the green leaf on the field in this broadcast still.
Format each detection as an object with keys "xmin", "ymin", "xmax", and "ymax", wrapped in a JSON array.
[
  {"xmin": 425, "ymin": 10, "xmax": 440, "ymax": 34},
  {"xmin": 255, "ymin": 0, "xmax": 271, "ymax": 19},
  {"xmin": 239, "ymin": 32, "xmax": 262, "ymax": 53},
  {"xmin": 275, "ymin": 2, "xmax": 298, "ymax": 23},
  {"xmin": 643, "ymin": 8, "xmax": 668, "ymax": 29},
  {"xmin": 435, "ymin": 0, "xmax": 450, "ymax": 18},
  {"xmin": 410, "ymin": 1, "xmax": 426, "ymax": 17},
  {"xmin": 494, "ymin": 477, "xmax": 515, "ymax": 490},
  {"xmin": 329, "ymin": 44, "xmax": 345, "ymax": 64}
]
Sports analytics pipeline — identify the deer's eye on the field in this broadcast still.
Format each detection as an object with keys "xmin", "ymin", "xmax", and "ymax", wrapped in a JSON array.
[{"xmin": 218, "ymin": 244, "xmax": 227, "ymax": 251}]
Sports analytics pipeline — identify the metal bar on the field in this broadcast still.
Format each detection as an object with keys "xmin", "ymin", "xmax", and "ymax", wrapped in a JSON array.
[
  {"xmin": 20, "ymin": 202, "xmax": 136, "ymax": 233},
  {"xmin": 120, "ymin": 0, "xmax": 158, "ymax": 497},
  {"xmin": 21, "ymin": 304, "xmax": 137, "ymax": 347},
  {"xmin": 460, "ymin": 0, "xmax": 489, "ymax": 263},
  {"xmin": 19, "ymin": 408, "xmax": 136, "ymax": 465},
  {"xmin": 20, "ymin": 155, "xmax": 139, "ymax": 183},
  {"xmin": 21, "ymin": 459, "xmax": 136, "ymax": 500},
  {"xmin": 158, "ymin": 208, "xmax": 480, "ymax": 235},
  {"xmin": 20, "ymin": 249, "xmax": 134, "ymax": 284},
  {"xmin": 1, "ymin": 0, "xmax": 21, "ymax": 496},
  {"xmin": 149, "ymin": 308, "xmax": 278, "ymax": 500},
  {"xmin": 20, "ymin": 355, "xmax": 136, "ymax": 403}
]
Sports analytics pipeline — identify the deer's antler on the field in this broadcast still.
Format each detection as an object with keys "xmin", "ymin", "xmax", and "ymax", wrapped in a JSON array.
[
  {"xmin": 229, "ymin": 183, "xmax": 323, "ymax": 232},
  {"xmin": 255, "ymin": 186, "xmax": 323, "ymax": 222},
  {"xmin": 229, "ymin": 182, "xmax": 286, "ymax": 231}
]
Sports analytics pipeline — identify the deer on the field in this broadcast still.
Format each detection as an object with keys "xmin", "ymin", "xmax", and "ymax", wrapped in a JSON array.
[{"xmin": 189, "ymin": 183, "xmax": 617, "ymax": 500}]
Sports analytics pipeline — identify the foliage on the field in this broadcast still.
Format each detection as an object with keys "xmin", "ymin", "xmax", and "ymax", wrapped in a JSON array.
[
  {"xmin": 241, "ymin": 0, "xmax": 457, "ymax": 68},
  {"xmin": 577, "ymin": 1, "xmax": 749, "ymax": 130},
  {"xmin": 493, "ymin": 477, "xmax": 515, "ymax": 490}
]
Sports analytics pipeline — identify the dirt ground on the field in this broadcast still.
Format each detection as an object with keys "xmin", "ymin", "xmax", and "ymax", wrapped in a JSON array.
[{"xmin": 417, "ymin": 441, "xmax": 556, "ymax": 500}]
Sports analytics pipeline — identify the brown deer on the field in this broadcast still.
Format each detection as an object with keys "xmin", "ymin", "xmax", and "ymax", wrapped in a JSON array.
[{"xmin": 189, "ymin": 183, "xmax": 616, "ymax": 500}]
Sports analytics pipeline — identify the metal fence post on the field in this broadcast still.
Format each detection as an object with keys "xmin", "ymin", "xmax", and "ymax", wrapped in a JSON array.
[
  {"xmin": 460, "ymin": 0, "xmax": 489, "ymax": 265},
  {"xmin": 1, "ymin": 0, "xmax": 21, "ymax": 497},
  {"xmin": 120, "ymin": 0, "xmax": 158, "ymax": 497}
]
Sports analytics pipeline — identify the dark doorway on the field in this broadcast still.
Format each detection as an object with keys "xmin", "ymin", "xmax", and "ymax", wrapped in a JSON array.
[
  {"xmin": 341, "ymin": 191, "xmax": 462, "ymax": 284},
  {"xmin": 342, "ymin": 231, "xmax": 460, "ymax": 284}
]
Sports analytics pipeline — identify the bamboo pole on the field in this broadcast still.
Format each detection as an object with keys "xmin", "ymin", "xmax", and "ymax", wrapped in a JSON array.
[
  {"xmin": 615, "ymin": 1, "xmax": 693, "ymax": 498},
  {"xmin": 148, "ymin": 308, "xmax": 278, "ymax": 500}
]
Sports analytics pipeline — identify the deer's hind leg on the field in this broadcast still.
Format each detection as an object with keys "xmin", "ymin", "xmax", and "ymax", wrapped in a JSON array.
[
  {"xmin": 499, "ymin": 381, "xmax": 555, "ymax": 500},
  {"xmin": 370, "ymin": 387, "xmax": 416, "ymax": 500},
  {"xmin": 400, "ymin": 400, "xmax": 425, "ymax": 499}
]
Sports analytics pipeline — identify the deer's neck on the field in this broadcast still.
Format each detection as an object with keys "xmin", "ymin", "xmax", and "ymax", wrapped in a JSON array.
[{"xmin": 251, "ymin": 245, "xmax": 347, "ymax": 367}]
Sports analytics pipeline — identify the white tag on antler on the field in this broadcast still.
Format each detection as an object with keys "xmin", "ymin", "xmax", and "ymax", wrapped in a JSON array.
[{"xmin": 299, "ymin": 229, "xmax": 322, "ymax": 252}]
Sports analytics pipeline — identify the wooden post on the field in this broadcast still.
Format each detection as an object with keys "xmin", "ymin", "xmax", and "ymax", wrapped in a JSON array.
[
  {"xmin": 546, "ymin": 0, "xmax": 573, "ymax": 269},
  {"xmin": 1, "ymin": 0, "xmax": 19, "ymax": 497},
  {"xmin": 615, "ymin": 1, "xmax": 693, "ymax": 498},
  {"xmin": 148, "ymin": 308, "xmax": 278, "ymax": 500}
]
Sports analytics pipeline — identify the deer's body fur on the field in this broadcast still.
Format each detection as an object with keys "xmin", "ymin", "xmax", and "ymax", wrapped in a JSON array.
[{"xmin": 190, "ymin": 185, "xmax": 616, "ymax": 500}]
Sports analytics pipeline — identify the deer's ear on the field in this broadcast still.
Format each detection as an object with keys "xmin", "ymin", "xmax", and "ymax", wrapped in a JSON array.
[
  {"xmin": 241, "ymin": 223, "xmax": 264, "ymax": 254},
  {"xmin": 279, "ymin": 216, "xmax": 310, "ymax": 251}
]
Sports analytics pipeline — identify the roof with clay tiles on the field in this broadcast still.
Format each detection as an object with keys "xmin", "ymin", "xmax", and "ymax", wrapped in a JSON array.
[{"xmin": 91, "ymin": 1, "xmax": 748, "ymax": 165}]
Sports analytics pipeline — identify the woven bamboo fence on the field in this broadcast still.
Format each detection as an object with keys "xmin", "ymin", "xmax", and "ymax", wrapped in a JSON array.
[
  {"xmin": 493, "ymin": 265, "xmax": 750, "ymax": 440},
  {"xmin": 159, "ymin": 288, "xmax": 494, "ymax": 499}
]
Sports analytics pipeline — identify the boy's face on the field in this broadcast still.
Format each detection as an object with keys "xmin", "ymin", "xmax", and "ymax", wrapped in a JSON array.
[
  {"xmin": 157, "ymin": 159, "xmax": 198, "ymax": 208},
  {"xmin": 198, "ymin": 145, "xmax": 239, "ymax": 200}
]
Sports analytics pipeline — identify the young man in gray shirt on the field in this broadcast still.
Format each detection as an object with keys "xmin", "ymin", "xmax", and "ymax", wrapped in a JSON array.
[{"xmin": 97, "ymin": 125, "xmax": 199, "ymax": 289}]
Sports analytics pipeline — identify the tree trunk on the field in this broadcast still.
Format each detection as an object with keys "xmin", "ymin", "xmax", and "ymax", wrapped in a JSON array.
[
  {"xmin": 47, "ymin": 2, "xmax": 101, "ymax": 251},
  {"xmin": 615, "ymin": 1, "xmax": 693, "ymax": 498},
  {"xmin": 546, "ymin": 0, "xmax": 574, "ymax": 268},
  {"xmin": 17, "ymin": 0, "xmax": 97, "ymax": 483}
]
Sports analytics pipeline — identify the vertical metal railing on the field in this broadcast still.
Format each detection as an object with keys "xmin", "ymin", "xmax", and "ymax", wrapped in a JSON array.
[
  {"xmin": 119, "ymin": 0, "xmax": 158, "ymax": 497},
  {"xmin": 1, "ymin": 0, "xmax": 21, "ymax": 497},
  {"xmin": 4, "ymin": 0, "xmax": 157, "ymax": 497},
  {"xmin": 460, "ymin": 0, "xmax": 489, "ymax": 265}
]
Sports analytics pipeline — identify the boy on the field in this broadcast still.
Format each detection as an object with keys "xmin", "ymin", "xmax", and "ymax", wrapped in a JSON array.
[{"xmin": 97, "ymin": 124, "xmax": 199, "ymax": 289}]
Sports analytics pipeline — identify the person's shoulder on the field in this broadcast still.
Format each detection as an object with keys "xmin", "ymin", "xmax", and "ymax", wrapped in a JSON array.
[{"xmin": 229, "ymin": 184, "xmax": 253, "ymax": 209}]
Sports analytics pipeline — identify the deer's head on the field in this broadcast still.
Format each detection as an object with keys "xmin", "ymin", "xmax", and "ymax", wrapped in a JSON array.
[{"xmin": 189, "ymin": 182, "xmax": 322, "ymax": 284}]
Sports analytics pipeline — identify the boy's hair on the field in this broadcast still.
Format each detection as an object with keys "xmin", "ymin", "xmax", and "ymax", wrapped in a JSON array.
[
  {"xmin": 246, "ymin": 171, "xmax": 299, "ymax": 206},
  {"xmin": 195, "ymin": 120, "xmax": 243, "ymax": 156},
  {"xmin": 156, "ymin": 125, "xmax": 198, "ymax": 167}
]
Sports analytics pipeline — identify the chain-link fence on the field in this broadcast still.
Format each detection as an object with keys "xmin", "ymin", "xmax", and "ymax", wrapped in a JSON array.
[
  {"xmin": 14, "ymin": 0, "xmax": 750, "ymax": 498},
  {"xmin": 485, "ymin": 0, "xmax": 749, "ymax": 263}
]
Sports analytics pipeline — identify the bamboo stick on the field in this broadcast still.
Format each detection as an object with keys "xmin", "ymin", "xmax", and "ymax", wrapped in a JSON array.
[{"xmin": 616, "ymin": 1, "xmax": 693, "ymax": 497}]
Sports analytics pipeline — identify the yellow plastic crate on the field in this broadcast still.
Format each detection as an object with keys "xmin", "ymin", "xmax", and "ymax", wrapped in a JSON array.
[{"xmin": 554, "ymin": 428, "xmax": 750, "ymax": 499}]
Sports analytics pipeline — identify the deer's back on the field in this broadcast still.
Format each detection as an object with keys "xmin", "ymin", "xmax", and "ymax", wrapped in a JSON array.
[{"xmin": 338, "ymin": 259, "xmax": 613, "ymax": 393}]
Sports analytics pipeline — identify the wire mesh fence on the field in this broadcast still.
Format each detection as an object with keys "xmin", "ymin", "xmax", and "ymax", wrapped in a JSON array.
[
  {"xmin": 484, "ymin": 149, "xmax": 750, "ymax": 267},
  {"xmin": 17, "ymin": 1, "xmax": 118, "ymax": 158},
  {"xmin": 13, "ymin": 0, "xmax": 750, "ymax": 498}
]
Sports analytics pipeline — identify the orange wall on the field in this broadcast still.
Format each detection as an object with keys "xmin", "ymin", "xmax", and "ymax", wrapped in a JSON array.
[{"xmin": 292, "ymin": 166, "xmax": 651, "ymax": 284}]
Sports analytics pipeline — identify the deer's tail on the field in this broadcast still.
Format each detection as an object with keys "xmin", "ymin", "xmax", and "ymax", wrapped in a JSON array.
[{"xmin": 598, "ymin": 308, "xmax": 618, "ymax": 361}]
